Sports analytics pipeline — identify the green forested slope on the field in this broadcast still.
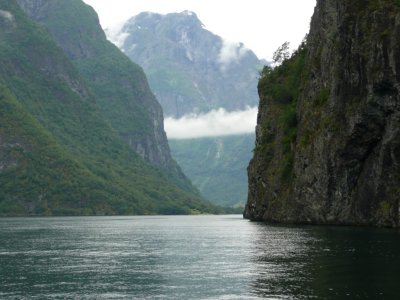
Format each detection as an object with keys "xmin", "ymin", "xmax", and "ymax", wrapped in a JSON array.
[
  {"xmin": 16, "ymin": 0, "xmax": 198, "ymax": 195},
  {"xmin": 169, "ymin": 135, "xmax": 254, "ymax": 207},
  {"xmin": 0, "ymin": 0, "xmax": 218, "ymax": 216}
]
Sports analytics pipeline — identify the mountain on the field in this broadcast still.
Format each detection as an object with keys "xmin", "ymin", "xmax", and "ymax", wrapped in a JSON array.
[
  {"xmin": 245, "ymin": 0, "xmax": 400, "ymax": 227},
  {"xmin": 169, "ymin": 134, "xmax": 254, "ymax": 207},
  {"xmin": 16, "ymin": 0, "xmax": 195, "ymax": 194},
  {"xmin": 0, "ymin": 0, "xmax": 219, "ymax": 216},
  {"xmin": 111, "ymin": 11, "xmax": 264, "ymax": 117}
]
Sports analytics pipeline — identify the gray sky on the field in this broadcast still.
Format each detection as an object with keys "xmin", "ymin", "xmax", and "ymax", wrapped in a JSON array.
[{"xmin": 83, "ymin": 0, "xmax": 316, "ymax": 60}]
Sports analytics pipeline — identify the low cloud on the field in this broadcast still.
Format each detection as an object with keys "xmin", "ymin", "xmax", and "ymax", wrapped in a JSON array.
[
  {"xmin": 165, "ymin": 107, "xmax": 257, "ymax": 139},
  {"xmin": 105, "ymin": 22, "xmax": 129, "ymax": 48},
  {"xmin": 218, "ymin": 39, "xmax": 249, "ymax": 70}
]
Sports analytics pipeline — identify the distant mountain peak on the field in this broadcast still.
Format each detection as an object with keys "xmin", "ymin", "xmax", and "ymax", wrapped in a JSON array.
[
  {"xmin": 109, "ymin": 10, "xmax": 264, "ymax": 117},
  {"xmin": 129, "ymin": 11, "xmax": 162, "ymax": 22},
  {"xmin": 181, "ymin": 10, "xmax": 196, "ymax": 16},
  {"xmin": 124, "ymin": 10, "xmax": 204, "ymax": 31}
]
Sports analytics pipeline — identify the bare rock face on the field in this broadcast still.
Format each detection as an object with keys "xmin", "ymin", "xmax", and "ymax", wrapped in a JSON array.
[{"xmin": 245, "ymin": 0, "xmax": 400, "ymax": 227}]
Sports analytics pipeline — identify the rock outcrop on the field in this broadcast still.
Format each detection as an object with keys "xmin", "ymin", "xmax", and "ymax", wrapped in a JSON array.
[{"xmin": 245, "ymin": 0, "xmax": 400, "ymax": 227}]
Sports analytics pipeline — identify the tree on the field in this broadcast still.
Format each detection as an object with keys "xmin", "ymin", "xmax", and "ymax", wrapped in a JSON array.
[{"xmin": 273, "ymin": 42, "xmax": 291, "ymax": 65}]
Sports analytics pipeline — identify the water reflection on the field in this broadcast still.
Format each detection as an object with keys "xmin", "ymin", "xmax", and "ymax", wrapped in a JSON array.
[
  {"xmin": 247, "ymin": 224, "xmax": 315, "ymax": 299},
  {"xmin": 249, "ymin": 223, "xmax": 400, "ymax": 299},
  {"xmin": 0, "ymin": 216, "xmax": 400, "ymax": 299},
  {"xmin": 0, "ymin": 216, "xmax": 258, "ymax": 299}
]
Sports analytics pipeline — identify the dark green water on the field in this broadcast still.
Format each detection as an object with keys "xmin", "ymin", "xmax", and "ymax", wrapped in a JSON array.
[{"xmin": 0, "ymin": 215, "xmax": 399, "ymax": 299}]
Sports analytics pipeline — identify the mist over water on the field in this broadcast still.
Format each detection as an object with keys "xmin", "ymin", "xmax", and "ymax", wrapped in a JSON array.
[{"xmin": 1, "ymin": 215, "xmax": 399, "ymax": 299}]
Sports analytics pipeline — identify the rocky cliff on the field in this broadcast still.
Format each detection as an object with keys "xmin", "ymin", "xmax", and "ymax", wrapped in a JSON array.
[
  {"xmin": 245, "ymin": 0, "xmax": 400, "ymax": 227},
  {"xmin": 112, "ymin": 11, "xmax": 264, "ymax": 117}
]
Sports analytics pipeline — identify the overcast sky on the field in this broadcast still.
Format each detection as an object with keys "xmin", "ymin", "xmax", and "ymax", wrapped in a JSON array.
[{"xmin": 83, "ymin": 0, "xmax": 316, "ymax": 60}]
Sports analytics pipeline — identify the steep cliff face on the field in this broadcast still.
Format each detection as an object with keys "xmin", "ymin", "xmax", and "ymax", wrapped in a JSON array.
[
  {"xmin": 245, "ymin": 0, "xmax": 400, "ymax": 227},
  {"xmin": 16, "ymin": 0, "xmax": 189, "ymax": 187}
]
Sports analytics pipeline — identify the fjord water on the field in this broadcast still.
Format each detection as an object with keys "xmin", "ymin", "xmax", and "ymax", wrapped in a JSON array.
[{"xmin": 0, "ymin": 216, "xmax": 399, "ymax": 299}]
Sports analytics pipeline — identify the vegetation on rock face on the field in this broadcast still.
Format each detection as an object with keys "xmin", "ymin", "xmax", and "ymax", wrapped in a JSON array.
[
  {"xmin": 0, "ymin": 0, "xmax": 220, "ymax": 216},
  {"xmin": 255, "ymin": 44, "xmax": 306, "ymax": 181},
  {"xmin": 245, "ymin": 0, "xmax": 400, "ymax": 227},
  {"xmin": 244, "ymin": 43, "xmax": 307, "ymax": 221}
]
